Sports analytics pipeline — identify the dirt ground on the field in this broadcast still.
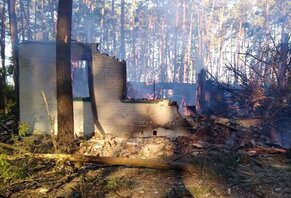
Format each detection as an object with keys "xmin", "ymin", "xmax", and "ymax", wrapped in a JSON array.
[{"xmin": 1, "ymin": 136, "xmax": 290, "ymax": 198}]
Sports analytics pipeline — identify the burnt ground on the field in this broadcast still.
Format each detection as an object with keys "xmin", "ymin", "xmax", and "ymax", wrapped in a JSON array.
[{"xmin": 0, "ymin": 132, "xmax": 291, "ymax": 198}]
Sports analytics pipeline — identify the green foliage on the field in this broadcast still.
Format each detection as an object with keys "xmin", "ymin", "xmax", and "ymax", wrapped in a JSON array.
[
  {"xmin": 0, "ymin": 154, "xmax": 27, "ymax": 183},
  {"xmin": 18, "ymin": 122, "xmax": 30, "ymax": 137},
  {"xmin": 0, "ymin": 84, "xmax": 16, "ymax": 118},
  {"xmin": 0, "ymin": 110, "xmax": 4, "ymax": 118},
  {"xmin": 5, "ymin": 63, "xmax": 14, "ymax": 76},
  {"xmin": 7, "ymin": 99, "xmax": 16, "ymax": 114},
  {"xmin": 188, "ymin": 185, "xmax": 215, "ymax": 197},
  {"xmin": 104, "ymin": 177, "xmax": 133, "ymax": 192},
  {"xmin": 0, "ymin": 154, "xmax": 10, "ymax": 182},
  {"xmin": 0, "ymin": 154, "xmax": 31, "ymax": 187},
  {"xmin": 104, "ymin": 177, "xmax": 120, "ymax": 191},
  {"xmin": 3, "ymin": 0, "xmax": 289, "ymax": 85}
]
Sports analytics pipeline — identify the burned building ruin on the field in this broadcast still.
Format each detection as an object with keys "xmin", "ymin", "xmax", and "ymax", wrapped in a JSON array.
[{"xmin": 19, "ymin": 41, "xmax": 192, "ymax": 137}]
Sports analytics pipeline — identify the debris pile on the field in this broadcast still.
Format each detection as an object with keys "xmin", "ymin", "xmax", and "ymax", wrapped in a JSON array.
[
  {"xmin": 0, "ymin": 117, "xmax": 18, "ymax": 143},
  {"xmin": 79, "ymin": 113, "xmax": 290, "ymax": 160},
  {"xmin": 78, "ymin": 135, "xmax": 175, "ymax": 159}
]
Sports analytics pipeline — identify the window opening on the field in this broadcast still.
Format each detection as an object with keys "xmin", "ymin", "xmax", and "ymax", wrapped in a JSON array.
[{"xmin": 71, "ymin": 60, "xmax": 90, "ymax": 99}]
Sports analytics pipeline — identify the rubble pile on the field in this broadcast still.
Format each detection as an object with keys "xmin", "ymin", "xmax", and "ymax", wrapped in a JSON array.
[
  {"xmin": 78, "ymin": 133, "xmax": 225, "ymax": 159},
  {"xmin": 78, "ymin": 135, "xmax": 177, "ymax": 159},
  {"xmin": 78, "ymin": 114, "xmax": 290, "ymax": 159}
]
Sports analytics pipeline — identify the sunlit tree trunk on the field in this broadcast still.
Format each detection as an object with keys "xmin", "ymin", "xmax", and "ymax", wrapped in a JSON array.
[
  {"xmin": 182, "ymin": 0, "xmax": 186, "ymax": 32},
  {"xmin": 19, "ymin": 0, "xmax": 25, "ymax": 40},
  {"xmin": 48, "ymin": 0, "xmax": 56, "ymax": 38},
  {"xmin": 136, "ymin": 32, "xmax": 140, "ymax": 81},
  {"xmin": 203, "ymin": 14, "xmax": 210, "ymax": 73},
  {"xmin": 111, "ymin": 0, "xmax": 116, "ymax": 55},
  {"xmin": 33, "ymin": 1, "xmax": 37, "ymax": 39},
  {"xmin": 151, "ymin": 31, "xmax": 155, "ymax": 82},
  {"xmin": 8, "ymin": 0, "xmax": 19, "ymax": 120},
  {"xmin": 144, "ymin": 17, "xmax": 152, "ymax": 82},
  {"xmin": 120, "ymin": 0, "xmax": 125, "ymax": 60},
  {"xmin": 26, "ymin": 0, "xmax": 32, "ymax": 40},
  {"xmin": 278, "ymin": 33, "xmax": 289, "ymax": 86},
  {"xmin": 230, "ymin": 23, "xmax": 234, "ymax": 80},
  {"xmin": 159, "ymin": 20, "xmax": 166, "ymax": 82},
  {"xmin": 100, "ymin": 0, "xmax": 105, "ymax": 50},
  {"xmin": 56, "ymin": 0, "xmax": 74, "ymax": 146},
  {"xmin": 187, "ymin": 4, "xmax": 194, "ymax": 83},
  {"xmin": 264, "ymin": 2, "xmax": 269, "ymax": 34},
  {"xmin": 181, "ymin": 0, "xmax": 187, "ymax": 83},
  {"xmin": 85, "ymin": 11, "xmax": 90, "ymax": 42},
  {"xmin": 279, "ymin": 1, "xmax": 287, "ymax": 34},
  {"xmin": 130, "ymin": 0, "xmax": 137, "ymax": 81},
  {"xmin": 234, "ymin": 20, "xmax": 241, "ymax": 80},
  {"xmin": 41, "ymin": 0, "xmax": 45, "ymax": 36},
  {"xmin": 216, "ymin": 2, "xmax": 225, "ymax": 79},
  {"xmin": 173, "ymin": 0, "xmax": 179, "ymax": 82},
  {"xmin": 195, "ymin": 9, "xmax": 204, "ymax": 81},
  {"xmin": 165, "ymin": 34, "xmax": 171, "ymax": 82}
]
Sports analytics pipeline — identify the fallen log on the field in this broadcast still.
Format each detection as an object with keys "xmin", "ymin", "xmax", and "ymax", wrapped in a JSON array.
[
  {"xmin": 0, "ymin": 142, "xmax": 202, "ymax": 172},
  {"xmin": 21, "ymin": 153, "xmax": 201, "ymax": 173},
  {"xmin": 243, "ymin": 146, "xmax": 288, "ymax": 156},
  {"xmin": 0, "ymin": 142, "xmax": 29, "ymax": 153},
  {"xmin": 210, "ymin": 115, "xmax": 262, "ymax": 129}
]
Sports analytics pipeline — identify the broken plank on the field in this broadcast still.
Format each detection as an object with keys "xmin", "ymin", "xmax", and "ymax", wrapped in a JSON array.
[
  {"xmin": 244, "ymin": 146, "xmax": 287, "ymax": 156},
  {"xmin": 210, "ymin": 115, "xmax": 262, "ymax": 129}
]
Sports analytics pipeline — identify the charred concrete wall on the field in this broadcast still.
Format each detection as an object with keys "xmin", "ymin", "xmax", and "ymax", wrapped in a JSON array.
[
  {"xmin": 19, "ymin": 42, "xmax": 95, "ymax": 136},
  {"xmin": 91, "ymin": 52, "xmax": 191, "ymax": 137},
  {"xmin": 19, "ymin": 42, "xmax": 191, "ymax": 137},
  {"xmin": 19, "ymin": 43, "xmax": 58, "ymax": 134}
]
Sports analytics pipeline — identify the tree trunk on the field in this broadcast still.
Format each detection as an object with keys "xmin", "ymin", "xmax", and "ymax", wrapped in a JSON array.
[
  {"xmin": 48, "ymin": 0, "xmax": 55, "ymax": 38},
  {"xmin": 6, "ymin": 152, "xmax": 202, "ymax": 173},
  {"xmin": 100, "ymin": 0, "xmax": 105, "ymax": 50},
  {"xmin": 182, "ymin": 0, "xmax": 187, "ymax": 83},
  {"xmin": 33, "ymin": 1, "xmax": 37, "ymax": 40},
  {"xmin": 217, "ymin": 2, "xmax": 225, "ymax": 79},
  {"xmin": 159, "ymin": 20, "xmax": 165, "ymax": 82},
  {"xmin": 26, "ymin": 0, "xmax": 32, "ymax": 40},
  {"xmin": 41, "ymin": 0, "xmax": 44, "ymax": 34},
  {"xmin": 8, "ymin": 0, "xmax": 19, "ymax": 120},
  {"xmin": 0, "ymin": 0, "xmax": 8, "ymax": 115},
  {"xmin": 131, "ymin": 0, "xmax": 137, "ymax": 81},
  {"xmin": 173, "ymin": 0, "xmax": 179, "ymax": 82},
  {"xmin": 196, "ymin": 69, "xmax": 206, "ymax": 115},
  {"xmin": 56, "ymin": 0, "xmax": 74, "ymax": 146},
  {"xmin": 278, "ymin": 33, "xmax": 289, "ymax": 86},
  {"xmin": 19, "ymin": 0, "xmax": 25, "ymax": 40},
  {"xmin": 187, "ymin": 5, "xmax": 194, "ymax": 83},
  {"xmin": 120, "ymin": 0, "xmax": 125, "ymax": 60},
  {"xmin": 111, "ymin": 0, "xmax": 116, "ymax": 55}
]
